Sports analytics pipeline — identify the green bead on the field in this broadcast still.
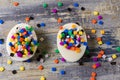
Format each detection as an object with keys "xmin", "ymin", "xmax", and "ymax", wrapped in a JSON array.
[
  {"xmin": 25, "ymin": 26, "xmax": 29, "ymax": 31},
  {"xmin": 43, "ymin": 3, "xmax": 48, "ymax": 8},
  {"xmin": 68, "ymin": 31, "xmax": 72, "ymax": 35},
  {"xmin": 61, "ymin": 33, "xmax": 65, "ymax": 38},
  {"xmin": 55, "ymin": 49, "xmax": 59, "ymax": 54},
  {"xmin": 29, "ymin": 27, "xmax": 33, "ymax": 32},
  {"xmin": 26, "ymin": 42, "xmax": 29, "ymax": 45},
  {"xmin": 58, "ymin": 2, "xmax": 63, "ymax": 7},
  {"xmin": 85, "ymin": 50, "xmax": 89, "ymax": 55},
  {"xmin": 116, "ymin": 47, "xmax": 120, "ymax": 52},
  {"xmin": 17, "ymin": 42, "xmax": 21, "ymax": 45}
]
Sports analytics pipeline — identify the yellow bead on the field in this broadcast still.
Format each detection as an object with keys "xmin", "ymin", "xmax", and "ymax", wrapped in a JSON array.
[
  {"xmin": 25, "ymin": 38, "xmax": 29, "ymax": 42},
  {"xmin": 93, "ymin": 11, "xmax": 99, "ymax": 16},
  {"xmin": 81, "ymin": 38, "xmax": 85, "ymax": 42},
  {"xmin": 40, "ymin": 76, "xmax": 46, "ymax": 80},
  {"xmin": 64, "ymin": 44, "xmax": 67, "ymax": 48},
  {"xmin": 100, "ymin": 30, "xmax": 105, "ymax": 35},
  {"xmin": 73, "ymin": 31, "xmax": 77, "ymax": 35},
  {"xmin": 31, "ymin": 47, "xmax": 35, "ymax": 51},
  {"xmin": 0, "ymin": 67, "xmax": 5, "ymax": 72},
  {"xmin": 20, "ymin": 66, "xmax": 25, "ymax": 71},
  {"xmin": 15, "ymin": 44, "xmax": 18, "ymax": 47},
  {"xmin": 71, "ymin": 24, "xmax": 76, "ymax": 28},
  {"xmin": 7, "ymin": 60, "xmax": 12, "ymax": 65},
  {"xmin": 19, "ymin": 33, "xmax": 22, "ymax": 36},
  {"xmin": 9, "ymin": 38, "xmax": 13, "ymax": 42},
  {"xmin": 91, "ymin": 29, "xmax": 96, "ymax": 34},
  {"xmin": 79, "ymin": 31, "xmax": 83, "ymax": 35},
  {"xmin": 22, "ymin": 41, "xmax": 25, "ymax": 45},
  {"xmin": 14, "ymin": 34, "xmax": 18, "ymax": 37},
  {"xmin": 15, "ymin": 39, "xmax": 18, "ymax": 42},
  {"xmin": 98, "ymin": 41, "xmax": 103, "ymax": 45},
  {"xmin": 70, "ymin": 40, "xmax": 74, "ymax": 43},
  {"xmin": 23, "ymin": 55, "xmax": 27, "ymax": 58},
  {"xmin": 58, "ymin": 34, "xmax": 62, "ymax": 39},
  {"xmin": 112, "ymin": 54, "xmax": 117, "ymax": 59}
]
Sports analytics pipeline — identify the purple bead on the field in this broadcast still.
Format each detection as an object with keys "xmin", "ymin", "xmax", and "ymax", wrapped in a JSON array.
[
  {"xmin": 98, "ymin": 15, "xmax": 103, "ymax": 20},
  {"xmin": 28, "ymin": 52, "xmax": 31, "ymax": 55},
  {"xmin": 28, "ymin": 46, "xmax": 30, "ymax": 51},
  {"xmin": 67, "ymin": 46, "xmax": 71, "ymax": 49},
  {"xmin": 77, "ymin": 37, "xmax": 81, "ymax": 41},
  {"xmin": 96, "ymin": 62, "xmax": 101, "ymax": 67},
  {"xmin": 17, "ymin": 52, "xmax": 23, "ymax": 57},
  {"xmin": 60, "ymin": 41, "xmax": 64, "ymax": 45},
  {"xmin": 61, "ymin": 58, "xmax": 66, "ymax": 62},
  {"xmin": 52, "ymin": 9, "xmax": 57, "ymax": 13},
  {"xmin": 93, "ymin": 57, "xmax": 98, "ymax": 62}
]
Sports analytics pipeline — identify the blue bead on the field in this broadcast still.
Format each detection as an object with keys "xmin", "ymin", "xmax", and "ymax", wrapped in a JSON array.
[
  {"xmin": 69, "ymin": 43, "xmax": 73, "ymax": 47},
  {"xmin": 64, "ymin": 29, "xmax": 68, "ymax": 33},
  {"xmin": 17, "ymin": 36, "xmax": 20, "ymax": 39},
  {"xmin": 19, "ymin": 29, "xmax": 24, "ymax": 33},
  {"xmin": 98, "ymin": 20, "xmax": 104, "ymax": 25},
  {"xmin": 0, "ymin": 53, "xmax": 2, "ymax": 57},
  {"xmin": 73, "ymin": 2, "xmax": 79, "ymax": 7},
  {"xmin": 33, "ymin": 40, "xmax": 37, "ymax": 45},
  {"xmin": 0, "ymin": 20, "xmax": 4, "ymax": 24},
  {"xmin": 83, "ymin": 42, "xmax": 88, "ymax": 46},
  {"xmin": 51, "ymin": 67, "xmax": 56, "ymax": 72},
  {"xmin": 60, "ymin": 70, "xmax": 65, "ymax": 75},
  {"xmin": 105, "ymin": 41, "xmax": 111, "ymax": 45},
  {"xmin": 40, "ymin": 23, "xmax": 46, "ymax": 27},
  {"xmin": 9, "ymin": 42, "xmax": 13, "ymax": 46},
  {"xmin": 26, "ymin": 59, "xmax": 31, "ymax": 63},
  {"xmin": 63, "ymin": 41, "xmax": 67, "ymax": 44},
  {"xmin": 0, "ymin": 39, "xmax": 3, "ymax": 44},
  {"xmin": 28, "ymin": 31, "xmax": 32, "ymax": 35}
]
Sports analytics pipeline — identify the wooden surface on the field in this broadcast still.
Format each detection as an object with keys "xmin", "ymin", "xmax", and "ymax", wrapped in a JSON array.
[{"xmin": 0, "ymin": 0, "xmax": 120, "ymax": 80}]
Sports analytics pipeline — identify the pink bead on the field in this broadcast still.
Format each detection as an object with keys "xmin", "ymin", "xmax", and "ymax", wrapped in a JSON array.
[
  {"xmin": 28, "ymin": 52, "xmax": 31, "ymax": 55},
  {"xmin": 98, "ymin": 15, "xmax": 103, "ymax": 20},
  {"xmin": 17, "ymin": 52, "xmax": 23, "ymax": 57},
  {"xmin": 52, "ymin": 9, "xmax": 57, "ymax": 13},
  {"xmin": 11, "ymin": 35, "xmax": 15, "ymax": 39},
  {"xmin": 61, "ymin": 58, "xmax": 66, "ymax": 62},
  {"xmin": 60, "ymin": 41, "xmax": 64, "ymax": 45},
  {"xmin": 96, "ymin": 62, "xmax": 101, "ymax": 67},
  {"xmin": 67, "ymin": 46, "xmax": 71, "ymax": 49}
]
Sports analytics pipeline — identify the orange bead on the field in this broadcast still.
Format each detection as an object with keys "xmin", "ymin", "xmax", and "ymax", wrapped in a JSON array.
[
  {"xmin": 90, "ymin": 77, "xmax": 96, "ymax": 80},
  {"xmin": 38, "ymin": 65, "xmax": 44, "ymax": 70},
  {"xmin": 22, "ymin": 46, "xmax": 26, "ymax": 49},
  {"xmin": 59, "ymin": 26, "xmax": 63, "ymax": 30},
  {"xmin": 57, "ymin": 18, "xmax": 63, "ymax": 23},
  {"xmin": 97, "ymin": 53, "xmax": 103, "ymax": 58},
  {"xmin": 13, "ymin": 2, "xmax": 19, "ymax": 6},
  {"xmin": 91, "ymin": 72, "xmax": 97, "ymax": 77},
  {"xmin": 11, "ymin": 47, "xmax": 15, "ymax": 51},
  {"xmin": 70, "ymin": 47, "xmax": 76, "ymax": 51},
  {"xmin": 92, "ymin": 19, "xmax": 97, "ymax": 24},
  {"xmin": 96, "ymin": 37, "xmax": 102, "ymax": 41},
  {"xmin": 99, "ymin": 50, "xmax": 104, "ymax": 55},
  {"xmin": 75, "ymin": 48, "xmax": 81, "ymax": 53},
  {"xmin": 54, "ymin": 59, "xmax": 59, "ymax": 64},
  {"xmin": 25, "ymin": 17, "xmax": 30, "ymax": 22},
  {"xmin": 23, "ymin": 32, "xmax": 27, "ymax": 35},
  {"xmin": 92, "ymin": 64, "xmax": 97, "ymax": 69},
  {"xmin": 20, "ymin": 38, "xmax": 24, "ymax": 42}
]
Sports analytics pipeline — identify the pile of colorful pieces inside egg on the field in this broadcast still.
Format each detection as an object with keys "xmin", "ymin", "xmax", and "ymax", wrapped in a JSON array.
[
  {"xmin": 58, "ymin": 25, "xmax": 87, "ymax": 53},
  {"xmin": 8, "ymin": 26, "xmax": 38, "ymax": 58}
]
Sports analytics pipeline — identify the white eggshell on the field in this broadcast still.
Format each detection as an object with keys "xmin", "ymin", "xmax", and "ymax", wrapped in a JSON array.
[
  {"xmin": 6, "ymin": 23, "xmax": 37, "ymax": 61},
  {"xmin": 57, "ymin": 23, "xmax": 87, "ymax": 62}
]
